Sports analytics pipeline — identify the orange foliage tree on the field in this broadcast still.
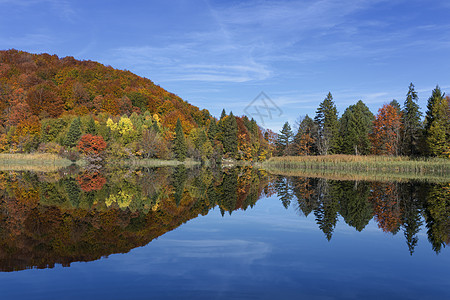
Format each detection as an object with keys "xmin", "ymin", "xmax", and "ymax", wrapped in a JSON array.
[
  {"xmin": 369, "ymin": 104, "xmax": 402, "ymax": 155},
  {"xmin": 77, "ymin": 134, "xmax": 107, "ymax": 155}
]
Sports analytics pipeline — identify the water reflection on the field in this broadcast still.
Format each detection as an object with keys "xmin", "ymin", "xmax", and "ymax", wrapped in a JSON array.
[
  {"xmin": 271, "ymin": 176, "xmax": 450, "ymax": 254},
  {"xmin": 0, "ymin": 167, "xmax": 269, "ymax": 272},
  {"xmin": 0, "ymin": 168, "xmax": 449, "ymax": 272}
]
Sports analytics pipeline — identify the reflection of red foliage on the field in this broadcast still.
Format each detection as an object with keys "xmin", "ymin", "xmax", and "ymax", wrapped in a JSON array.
[
  {"xmin": 77, "ymin": 134, "xmax": 107, "ymax": 155},
  {"xmin": 77, "ymin": 172, "xmax": 106, "ymax": 192},
  {"xmin": 370, "ymin": 182, "xmax": 402, "ymax": 233}
]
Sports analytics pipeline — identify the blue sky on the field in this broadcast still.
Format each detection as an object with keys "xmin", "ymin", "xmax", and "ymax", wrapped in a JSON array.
[{"xmin": 1, "ymin": 0, "xmax": 450, "ymax": 131}]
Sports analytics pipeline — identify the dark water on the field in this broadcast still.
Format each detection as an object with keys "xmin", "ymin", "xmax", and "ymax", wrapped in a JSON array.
[{"xmin": 0, "ymin": 166, "xmax": 449, "ymax": 299}]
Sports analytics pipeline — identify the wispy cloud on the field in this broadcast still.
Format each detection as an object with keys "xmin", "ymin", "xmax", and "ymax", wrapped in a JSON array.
[{"xmin": 0, "ymin": 0, "xmax": 77, "ymax": 21}]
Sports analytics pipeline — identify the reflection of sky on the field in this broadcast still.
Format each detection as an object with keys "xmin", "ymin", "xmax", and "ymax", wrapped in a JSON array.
[{"xmin": 1, "ymin": 196, "xmax": 450, "ymax": 300}]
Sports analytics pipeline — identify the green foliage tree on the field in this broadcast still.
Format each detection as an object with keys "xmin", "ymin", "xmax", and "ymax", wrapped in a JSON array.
[
  {"xmin": 173, "ymin": 118, "xmax": 187, "ymax": 161},
  {"xmin": 222, "ymin": 113, "xmax": 238, "ymax": 157},
  {"xmin": 424, "ymin": 86, "xmax": 449, "ymax": 156},
  {"xmin": 63, "ymin": 117, "xmax": 82, "ymax": 147},
  {"xmin": 85, "ymin": 116, "xmax": 97, "ymax": 135},
  {"xmin": 207, "ymin": 119, "xmax": 218, "ymax": 142},
  {"xmin": 314, "ymin": 92, "xmax": 339, "ymax": 155},
  {"xmin": 339, "ymin": 100, "xmax": 374, "ymax": 155},
  {"xmin": 401, "ymin": 83, "xmax": 422, "ymax": 156},
  {"xmin": 276, "ymin": 121, "xmax": 293, "ymax": 156},
  {"xmin": 220, "ymin": 109, "xmax": 227, "ymax": 120}
]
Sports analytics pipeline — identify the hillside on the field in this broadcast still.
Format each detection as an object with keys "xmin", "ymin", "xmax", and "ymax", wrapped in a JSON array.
[
  {"xmin": 0, "ymin": 49, "xmax": 208, "ymax": 130},
  {"xmin": 0, "ymin": 50, "xmax": 272, "ymax": 161}
]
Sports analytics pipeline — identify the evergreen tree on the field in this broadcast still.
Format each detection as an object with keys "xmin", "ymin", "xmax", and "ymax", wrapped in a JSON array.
[
  {"xmin": 63, "ymin": 117, "xmax": 82, "ymax": 147},
  {"xmin": 207, "ymin": 119, "xmax": 218, "ymax": 142},
  {"xmin": 222, "ymin": 113, "xmax": 238, "ymax": 157},
  {"xmin": 390, "ymin": 99, "xmax": 401, "ymax": 113},
  {"xmin": 276, "ymin": 121, "xmax": 293, "ymax": 156},
  {"xmin": 339, "ymin": 100, "xmax": 374, "ymax": 155},
  {"xmin": 220, "ymin": 109, "xmax": 227, "ymax": 120},
  {"xmin": 85, "ymin": 116, "xmax": 97, "ymax": 135},
  {"xmin": 401, "ymin": 83, "xmax": 422, "ymax": 156},
  {"xmin": 173, "ymin": 118, "xmax": 187, "ymax": 161},
  {"xmin": 314, "ymin": 92, "xmax": 339, "ymax": 155},
  {"xmin": 424, "ymin": 86, "xmax": 449, "ymax": 156}
]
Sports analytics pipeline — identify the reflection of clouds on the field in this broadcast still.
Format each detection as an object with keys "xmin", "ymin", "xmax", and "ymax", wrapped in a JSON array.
[{"xmin": 157, "ymin": 239, "xmax": 271, "ymax": 260}]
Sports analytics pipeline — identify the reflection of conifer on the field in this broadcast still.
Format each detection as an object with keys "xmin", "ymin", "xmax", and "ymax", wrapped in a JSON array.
[
  {"xmin": 173, "ymin": 118, "xmax": 187, "ymax": 161},
  {"xmin": 274, "ymin": 176, "xmax": 294, "ymax": 209},
  {"xmin": 218, "ymin": 168, "xmax": 238, "ymax": 215},
  {"xmin": 62, "ymin": 178, "xmax": 81, "ymax": 208},
  {"xmin": 337, "ymin": 181, "xmax": 372, "ymax": 232},
  {"xmin": 172, "ymin": 165, "xmax": 187, "ymax": 206},
  {"xmin": 313, "ymin": 179, "xmax": 339, "ymax": 241}
]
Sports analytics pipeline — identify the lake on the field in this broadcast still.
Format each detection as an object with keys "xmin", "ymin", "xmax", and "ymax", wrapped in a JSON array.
[{"xmin": 0, "ymin": 166, "xmax": 449, "ymax": 299}]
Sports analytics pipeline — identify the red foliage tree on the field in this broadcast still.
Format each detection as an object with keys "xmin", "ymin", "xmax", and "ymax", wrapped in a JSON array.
[
  {"xmin": 77, "ymin": 172, "xmax": 106, "ymax": 192},
  {"xmin": 77, "ymin": 134, "xmax": 107, "ymax": 155}
]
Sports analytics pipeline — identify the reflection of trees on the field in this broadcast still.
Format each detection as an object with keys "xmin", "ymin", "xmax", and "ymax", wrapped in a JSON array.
[
  {"xmin": 424, "ymin": 183, "xmax": 450, "ymax": 253},
  {"xmin": 369, "ymin": 182, "xmax": 402, "ymax": 234},
  {"xmin": 0, "ymin": 167, "xmax": 270, "ymax": 271},
  {"xmin": 273, "ymin": 175, "xmax": 450, "ymax": 255},
  {"xmin": 337, "ymin": 181, "xmax": 372, "ymax": 232}
]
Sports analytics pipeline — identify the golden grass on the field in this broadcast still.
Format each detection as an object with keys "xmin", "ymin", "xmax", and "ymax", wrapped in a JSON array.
[
  {"xmin": 0, "ymin": 153, "xmax": 73, "ymax": 172},
  {"xmin": 261, "ymin": 155, "xmax": 450, "ymax": 180}
]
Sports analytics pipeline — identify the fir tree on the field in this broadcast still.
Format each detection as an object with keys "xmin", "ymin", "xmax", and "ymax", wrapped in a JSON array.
[
  {"xmin": 401, "ymin": 83, "xmax": 422, "ymax": 156},
  {"xmin": 339, "ymin": 100, "xmax": 374, "ymax": 155},
  {"xmin": 222, "ymin": 112, "xmax": 238, "ymax": 157},
  {"xmin": 207, "ymin": 119, "xmax": 218, "ymax": 142},
  {"xmin": 173, "ymin": 118, "xmax": 187, "ymax": 161},
  {"xmin": 220, "ymin": 109, "xmax": 227, "ymax": 120},
  {"xmin": 63, "ymin": 117, "xmax": 82, "ymax": 147},
  {"xmin": 314, "ymin": 92, "xmax": 339, "ymax": 155},
  {"xmin": 276, "ymin": 121, "xmax": 293, "ymax": 156},
  {"xmin": 86, "ymin": 116, "xmax": 97, "ymax": 135}
]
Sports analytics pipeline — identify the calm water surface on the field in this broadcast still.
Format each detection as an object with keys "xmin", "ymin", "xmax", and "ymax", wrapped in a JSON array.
[{"xmin": 0, "ymin": 167, "xmax": 449, "ymax": 299}]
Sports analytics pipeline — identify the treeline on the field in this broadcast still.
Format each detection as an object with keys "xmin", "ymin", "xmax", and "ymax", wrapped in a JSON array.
[
  {"xmin": 0, "ymin": 50, "xmax": 271, "ymax": 161},
  {"xmin": 276, "ymin": 84, "xmax": 450, "ymax": 158}
]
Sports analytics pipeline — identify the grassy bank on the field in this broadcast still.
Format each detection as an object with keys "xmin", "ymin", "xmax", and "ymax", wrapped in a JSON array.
[
  {"xmin": 261, "ymin": 155, "xmax": 450, "ymax": 182},
  {"xmin": 0, "ymin": 153, "xmax": 73, "ymax": 172}
]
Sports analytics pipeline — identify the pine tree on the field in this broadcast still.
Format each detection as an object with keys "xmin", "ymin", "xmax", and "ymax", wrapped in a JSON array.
[
  {"xmin": 401, "ymin": 83, "xmax": 422, "ymax": 156},
  {"xmin": 314, "ymin": 92, "xmax": 339, "ymax": 155},
  {"xmin": 86, "ymin": 116, "xmax": 97, "ymax": 135},
  {"xmin": 339, "ymin": 100, "xmax": 374, "ymax": 155},
  {"xmin": 276, "ymin": 122, "xmax": 293, "ymax": 156},
  {"xmin": 222, "ymin": 112, "xmax": 238, "ymax": 157},
  {"xmin": 207, "ymin": 119, "xmax": 218, "ymax": 142},
  {"xmin": 63, "ymin": 117, "xmax": 82, "ymax": 147},
  {"xmin": 173, "ymin": 118, "xmax": 187, "ymax": 161},
  {"xmin": 220, "ymin": 109, "xmax": 227, "ymax": 120},
  {"xmin": 424, "ymin": 86, "xmax": 448, "ymax": 157}
]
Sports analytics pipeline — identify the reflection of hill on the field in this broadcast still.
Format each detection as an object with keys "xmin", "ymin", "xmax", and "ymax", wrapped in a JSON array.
[{"xmin": 0, "ymin": 167, "xmax": 269, "ymax": 272}]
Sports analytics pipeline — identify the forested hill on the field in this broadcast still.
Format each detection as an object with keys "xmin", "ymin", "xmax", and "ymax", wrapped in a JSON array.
[
  {"xmin": 0, "ymin": 49, "xmax": 208, "ymax": 130},
  {"xmin": 0, "ymin": 49, "xmax": 271, "ymax": 161}
]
